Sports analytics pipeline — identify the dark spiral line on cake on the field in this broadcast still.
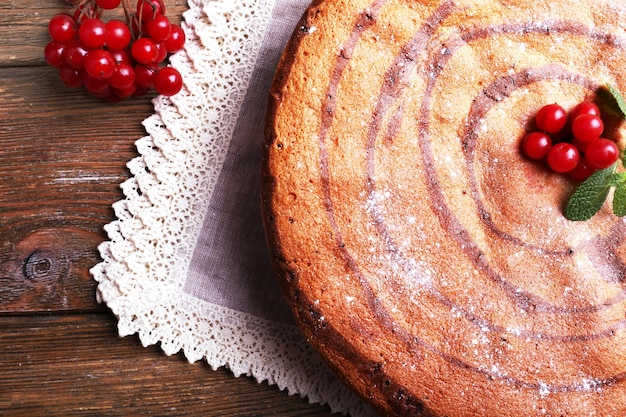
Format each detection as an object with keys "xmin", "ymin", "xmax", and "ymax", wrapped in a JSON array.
[
  {"xmin": 362, "ymin": 19, "xmax": 626, "ymax": 330},
  {"xmin": 463, "ymin": 65, "xmax": 601, "ymax": 257},
  {"xmin": 415, "ymin": 24, "xmax": 626, "ymax": 314},
  {"xmin": 462, "ymin": 67, "xmax": 626, "ymax": 302},
  {"xmin": 317, "ymin": 1, "xmax": 626, "ymax": 393},
  {"xmin": 360, "ymin": 16, "xmax": 626, "ymax": 330}
]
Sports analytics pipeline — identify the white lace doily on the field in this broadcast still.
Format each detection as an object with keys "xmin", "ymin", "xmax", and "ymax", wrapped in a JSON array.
[{"xmin": 90, "ymin": 0, "xmax": 378, "ymax": 415}]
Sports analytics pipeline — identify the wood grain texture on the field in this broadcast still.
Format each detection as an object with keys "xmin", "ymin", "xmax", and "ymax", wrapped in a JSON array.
[
  {"xmin": 0, "ymin": 314, "xmax": 333, "ymax": 416},
  {"xmin": 0, "ymin": 1, "xmax": 337, "ymax": 415}
]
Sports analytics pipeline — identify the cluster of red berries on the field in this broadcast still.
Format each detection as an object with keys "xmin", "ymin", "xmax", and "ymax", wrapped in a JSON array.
[
  {"xmin": 520, "ymin": 102, "xmax": 620, "ymax": 182},
  {"xmin": 44, "ymin": 0, "xmax": 185, "ymax": 101}
]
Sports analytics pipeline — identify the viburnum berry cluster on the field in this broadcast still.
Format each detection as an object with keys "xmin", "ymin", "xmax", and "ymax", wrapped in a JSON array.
[
  {"xmin": 44, "ymin": 0, "xmax": 185, "ymax": 101},
  {"xmin": 520, "ymin": 101, "xmax": 620, "ymax": 182}
]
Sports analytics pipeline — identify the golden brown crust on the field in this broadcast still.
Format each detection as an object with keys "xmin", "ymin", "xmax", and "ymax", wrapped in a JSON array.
[{"xmin": 262, "ymin": 1, "xmax": 626, "ymax": 416}]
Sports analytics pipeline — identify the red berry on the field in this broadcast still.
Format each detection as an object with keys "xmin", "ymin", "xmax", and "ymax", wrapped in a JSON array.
[
  {"xmin": 164, "ymin": 24, "xmax": 185, "ymax": 53},
  {"xmin": 96, "ymin": 0, "xmax": 121, "ymax": 9},
  {"xmin": 44, "ymin": 41, "xmax": 66, "ymax": 67},
  {"xmin": 84, "ymin": 49, "xmax": 115, "ymax": 79},
  {"xmin": 521, "ymin": 132, "xmax": 552, "ymax": 160},
  {"xmin": 547, "ymin": 142, "xmax": 580, "ymax": 173},
  {"xmin": 572, "ymin": 114, "xmax": 604, "ymax": 142},
  {"xmin": 83, "ymin": 73, "xmax": 110, "ymax": 95},
  {"xmin": 146, "ymin": 15, "xmax": 171, "ymax": 42},
  {"xmin": 46, "ymin": 0, "xmax": 183, "ymax": 102},
  {"xmin": 109, "ymin": 63, "xmax": 136, "ymax": 89},
  {"xmin": 63, "ymin": 40, "xmax": 89, "ymax": 69},
  {"xmin": 571, "ymin": 137, "xmax": 591, "ymax": 154},
  {"xmin": 155, "ymin": 42, "xmax": 168, "ymax": 63},
  {"xmin": 568, "ymin": 159, "xmax": 596, "ymax": 182},
  {"xmin": 585, "ymin": 138, "xmax": 619, "ymax": 169},
  {"xmin": 106, "ymin": 20, "xmax": 132, "ymax": 51},
  {"xmin": 113, "ymin": 83, "xmax": 138, "ymax": 99},
  {"xmin": 535, "ymin": 103, "xmax": 567, "ymax": 133},
  {"xmin": 48, "ymin": 14, "xmax": 77, "ymax": 43},
  {"xmin": 58, "ymin": 64, "xmax": 84, "ymax": 88},
  {"xmin": 79, "ymin": 18, "xmax": 107, "ymax": 49},
  {"xmin": 134, "ymin": 64, "xmax": 158, "ymax": 87},
  {"xmin": 137, "ymin": 0, "xmax": 165, "ymax": 21},
  {"xmin": 131, "ymin": 37, "xmax": 159, "ymax": 65},
  {"xmin": 154, "ymin": 67, "xmax": 183, "ymax": 96},
  {"xmin": 571, "ymin": 101, "xmax": 601, "ymax": 120},
  {"xmin": 109, "ymin": 49, "xmax": 132, "ymax": 65}
]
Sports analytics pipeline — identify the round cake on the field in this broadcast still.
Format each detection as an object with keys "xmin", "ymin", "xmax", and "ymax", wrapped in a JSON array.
[{"xmin": 261, "ymin": 0, "xmax": 626, "ymax": 415}]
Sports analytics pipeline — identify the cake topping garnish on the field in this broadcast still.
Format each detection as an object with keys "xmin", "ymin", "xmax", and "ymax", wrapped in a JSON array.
[
  {"xmin": 520, "ymin": 87, "xmax": 626, "ymax": 221},
  {"xmin": 565, "ymin": 86, "xmax": 626, "ymax": 221},
  {"xmin": 606, "ymin": 84, "xmax": 626, "ymax": 117},
  {"xmin": 564, "ymin": 162, "xmax": 626, "ymax": 220},
  {"xmin": 521, "ymin": 101, "xmax": 617, "ymax": 179}
]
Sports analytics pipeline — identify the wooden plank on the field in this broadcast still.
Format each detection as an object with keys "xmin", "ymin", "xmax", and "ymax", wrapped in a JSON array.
[
  {"xmin": 0, "ymin": 314, "xmax": 335, "ymax": 416},
  {"xmin": 0, "ymin": 66, "xmax": 148, "ymax": 313}
]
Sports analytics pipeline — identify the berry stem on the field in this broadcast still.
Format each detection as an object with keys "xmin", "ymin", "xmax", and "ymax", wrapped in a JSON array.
[
  {"xmin": 120, "ymin": 0, "xmax": 134, "ymax": 35},
  {"xmin": 75, "ymin": 0, "xmax": 96, "ymax": 23}
]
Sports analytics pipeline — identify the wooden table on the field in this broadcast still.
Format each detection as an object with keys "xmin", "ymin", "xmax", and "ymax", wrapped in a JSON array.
[{"xmin": 0, "ymin": 1, "xmax": 336, "ymax": 415}]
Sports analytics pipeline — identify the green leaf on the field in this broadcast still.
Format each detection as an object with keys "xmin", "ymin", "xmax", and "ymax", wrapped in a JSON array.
[
  {"xmin": 613, "ymin": 184, "xmax": 626, "ymax": 217},
  {"xmin": 608, "ymin": 172, "xmax": 626, "ymax": 187},
  {"xmin": 565, "ymin": 165, "xmax": 617, "ymax": 221},
  {"xmin": 605, "ymin": 84, "xmax": 626, "ymax": 118}
]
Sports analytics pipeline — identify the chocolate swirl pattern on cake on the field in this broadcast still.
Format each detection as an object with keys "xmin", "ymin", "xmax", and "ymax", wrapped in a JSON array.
[{"xmin": 263, "ymin": 1, "xmax": 626, "ymax": 416}]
